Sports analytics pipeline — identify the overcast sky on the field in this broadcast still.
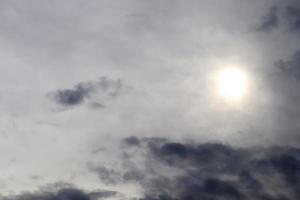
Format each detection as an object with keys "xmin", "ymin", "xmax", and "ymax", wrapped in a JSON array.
[{"xmin": 0, "ymin": 0, "xmax": 300, "ymax": 199}]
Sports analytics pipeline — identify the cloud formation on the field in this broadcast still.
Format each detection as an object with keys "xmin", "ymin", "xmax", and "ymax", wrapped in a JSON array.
[
  {"xmin": 257, "ymin": 6, "xmax": 279, "ymax": 32},
  {"xmin": 257, "ymin": 1, "xmax": 300, "ymax": 33},
  {"xmin": 51, "ymin": 82, "xmax": 94, "ymax": 106},
  {"xmin": 0, "ymin": 137, "xmax": 299, "ymax": 200},
  {"xmin": 286, "ymin": 5, "xmax": 300, "ymax": 31},
  {"xmin": 88, "ymin": 137, "xmax": 300, "ymax": 200},
  {"xmin": 276, "ymin": 50, "xmax": 300, "ymax": 80},
  {"xmin": 48, "ymin": 76, "xmax": 124, "ymax": 108},
  {"xmin": 0, "ymin": 0, "xmax": 300, "ymax": 199},
  {"xmin": 2, "ymin": 187, "xmax": 117, "ymax": 200}
]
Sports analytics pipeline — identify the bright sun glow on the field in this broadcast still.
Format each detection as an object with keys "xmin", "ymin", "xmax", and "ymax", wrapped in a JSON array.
[{"xmin": 215, "ymin": 68, "xmax": 248, "ymax": 101}]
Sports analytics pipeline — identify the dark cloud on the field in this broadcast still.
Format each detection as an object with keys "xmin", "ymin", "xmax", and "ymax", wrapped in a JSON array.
[
  {"xmin": 3, "ymin": 187, "xmax": 117, "ymax": 200},
  {"xmin": 143, "ymin": 140, "xmax": 300, "ymax": 199},
  {"xmin": 89, "ymin": 138, "xmax": 300, "ymax": 200},
  {"xmin": 48, "ymin": 76, "xmax": 125, "ymax": 108},
  {"xmin": 276, "ymin": 50, "xmax": 300, "ymax": 80},
  {"xmin": 286, "ymin": 5, "xmax": 300, "ymax": 31},
  {"xmin": 257, "ymin": 2, "xmax": 300, "ymax": 33},
  {"xmin": 8, "ymin": 138, "xmax": 299, "ymax": 200},
  {"xmin": 257, "ymin": 6, "xmax": 279, "ymax": 32},
  {"xmin": 123, "ymin": 136, "xmax": 141, "ymax": 147},
  {"xmin": 123, "ymin": 169, "xmax": 145, "ymax": 182},
  {"xmin": 51, "ymin": 82, "xmax": 94, "ymax": 106},
  {"xmin": 88, "ymin": 166, "xmax": 122, "ymax": 185},
  {"xmin": 270, "ymin": 154, "xmax": 300, "ymax": 184},
  {"xmin": 150, "ymin": 142, "xmax": 241, "ymax": 169},
  {"xmin": 88, "ymin": 102, "xmax": 105, "ymax": 109}
]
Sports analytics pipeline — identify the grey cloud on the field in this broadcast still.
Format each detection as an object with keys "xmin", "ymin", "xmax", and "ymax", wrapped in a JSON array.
[
  {"xmin": 276, "ymin": 50, "xmax": 300, "ymax": 80},
  {"xmin": 89, "ymin": 164, "xmax": 145, "ymax": 185},
  {"xmin": 1, "ymin": 137, "xmax": 298, "ymax": 200},
  {"xmin": 147, "ymin": 141, "xmax": 300, "ymax": 199},
  {"xmin": 122, "ymin": 136, "xmax": 141, "ymax": 147},
  {"xmin": 122, "ymin": 169, "xmax": 145, "ymax": 182},
  {"xmin": 88, "ymin": 166, "xmax": 122, "ymax": 185},
  {"xmin": 89, "ymin": 137, "xmax": 300, "ymax": 200},
  {"xmin": 3, "ymin": 187, "xmax": 117, "ymax": 200},
  {"xmin": 257, "ymin": 48, "xmax": 300, "ymax": 146},
  {"xmin": 51, "ymin": 82, "xmax": 94, "ymax": 106},
  {"xmin": 257, "ymin": 6, "xmax": 279, "ymax": 32},
  {"xmin": 286, "ymin": 5, "xmax": 300, "ymax": 31},
  {"xmin": 48, "ymin": 76, "xmax": 124, "ymax": 108},
  {"xmin": 0, "ymin": 0, "xmax": 300, "ymax": 198},
  {"xmin": 257, "ymin": 0, "xmax": 300, "ymax": 32},
  {"xmin": 88, "ymin": 102, "xmax": 105, "ymax": 109},
  {"xmin": 257, "ymin": 2, "xmax": 300, "ymax": 33}
]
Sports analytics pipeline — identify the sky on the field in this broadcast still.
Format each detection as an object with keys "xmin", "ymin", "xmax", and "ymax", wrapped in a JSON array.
[{"xmin": 0, "ymin": 0, "xmax": 300, "ymax": 199}]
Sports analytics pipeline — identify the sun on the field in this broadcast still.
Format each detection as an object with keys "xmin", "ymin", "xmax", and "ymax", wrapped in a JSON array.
[{"xmin": 215, "ymin": 67, "xmax": 248, "ymax": 101}]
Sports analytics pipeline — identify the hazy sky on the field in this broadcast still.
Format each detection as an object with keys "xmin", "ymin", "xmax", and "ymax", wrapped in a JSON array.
[{"xmin": 0, "ymin": 0, "xmax": 300, "ymax": 199}]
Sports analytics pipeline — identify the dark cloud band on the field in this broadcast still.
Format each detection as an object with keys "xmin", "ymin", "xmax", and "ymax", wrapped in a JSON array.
[
  {"xmin": 90, "ymin": 137, "xmax": 300, "ymax": 200},
  {"xmin": 3, "ymin": 188, "xmax": 117, "ymax": 200}
]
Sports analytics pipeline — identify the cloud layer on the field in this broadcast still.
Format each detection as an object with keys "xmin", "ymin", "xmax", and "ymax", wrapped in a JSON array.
[
  {"xmin": 99, "ymin": 137, "xmax": 300, "ymax": 199},
  {"xmin": 2, "ymin": 187, "xmax": 118, "ymax": 200},
  {"xmin": 0, "ymin": 0, "xmax": 300, "ymax": 199}
]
